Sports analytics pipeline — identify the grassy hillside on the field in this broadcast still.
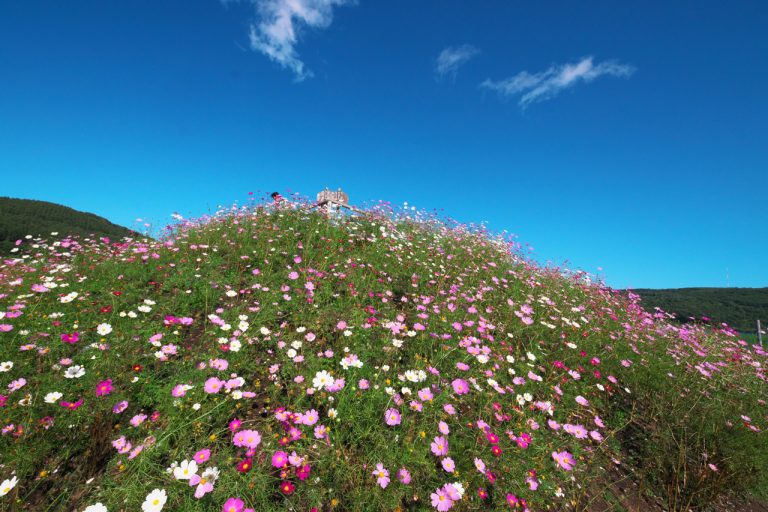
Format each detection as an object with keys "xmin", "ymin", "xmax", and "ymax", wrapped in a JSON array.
[
  {"xmin": 634, "ymin": 288, "xmax": 768, "ymax": 334},
  {"xmin": 0, "ymin": 202, "xmax": 765, "ymax": 512},
  {"xmin": 0, "ymin": 197, "xmax": 138, "ymax": 254}
]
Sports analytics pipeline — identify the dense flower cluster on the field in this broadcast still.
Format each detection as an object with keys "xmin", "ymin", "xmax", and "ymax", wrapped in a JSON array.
[{"xmin": 0, "ymin": 199, "xmax": 765, "ymax": 510}]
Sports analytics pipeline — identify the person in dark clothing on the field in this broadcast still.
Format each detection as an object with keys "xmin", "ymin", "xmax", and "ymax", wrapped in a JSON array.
[{"xmin": 270, "ymin": 192, "xmax": 284, "ymax": 204}]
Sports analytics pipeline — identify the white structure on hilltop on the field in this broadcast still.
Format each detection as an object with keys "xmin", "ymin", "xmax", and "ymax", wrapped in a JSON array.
[{"xmin": 310, "ymin": 187, "xmax": 362, "ymax": 216}]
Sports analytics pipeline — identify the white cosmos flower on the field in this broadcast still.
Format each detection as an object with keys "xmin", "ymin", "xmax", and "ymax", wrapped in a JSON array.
[
  {"xmin": 141, "ymin": 488, "xmax": 167, "ymax": 512},
  {"xmin": 64, "ymin": 365, "xmax": 86, "ymax": 379},
  {"xmin": 44, "ymin": 391, "xmax": 63, "ymax": 403},
  {"xmin": 225, "ymin": 290, "xmax": 237, "ymax": 297},
  {"xmin": 60, "ymin": 292, "xmax": 78, "ymax": 303},
  {"xmin": 96, "ymin": 323, "xmax": 112, "ymax": 336},
  {"xmin": 0, "ymin": 361, "xmax": 13, "ymax": 372},
  {"xmin": 0, "ymin": 476, "xmax": 18, "ymax": 496},
  {"xmin": 312, "ymin": 370, "xmax": 333, "ymax": 390},
  {"xmin": 83, "ymin": 504, "xmax": 108, "ymax": 512},
  {"xmin": 173, "ymin": 459, "xmax": 198, "ymax": 480},
  {"xmin": 238, "ymin": 321, "xmax": 249, "ymax": 332}
]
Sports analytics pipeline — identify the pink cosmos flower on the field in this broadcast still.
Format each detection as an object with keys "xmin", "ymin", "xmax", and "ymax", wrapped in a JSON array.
[
  {"xmin": 229, "ymin": 418, "xmax": 242, "ymax": 432},
  {"xmin": 8, "ymin": 378, "xmax": 26, "ymax": 392},
  {"xmin": 190, "ymin": 474, "xmax": 213, "ymax": 499},
  {"xmin": 431, "ymin": 436, "xmax": 448, "ymax": 456},
  {"xmin": 398, "ymin": 468, "xmax": 411, "ymax": 484},
  {"xmin": 302, "ymin": 409, "xmax": 319, "ymax": 426},
  {"xmin": 443, "ymin": 403, "xmax": 456, "ymax": 415},
  {"xmin": 130, "ymin": 414, "xmax": 147, "ymax": 427},
  {"xmin": 233, "ymin": 430, "xmax": 261, "ymax": 449},
  {"xmin": 113, "ymin": 400, "xmax": 128, "ymax": 413},
  {"xmin": 451, "ymin": 379, "xmax": 469, "ymax": 395},
  {"xmin": 372, "ymin": 463, "xmax": 390, "ymax": 489},
  {"xmin": 314, "ymin": 424, "xmax": 328, "ymax": 439},
  {"xmin": 204, "ymin": 377, "xmax": 223, "ymax": 393},
  {"xmin": 418, "ymin": 388, "xmax": 433, "ymax": 401},
  {"xmin": 430, "ymin": 487, "xmax": 453, "ymax": 511},
  {"xmin": 441, "ymin": 457, "xmax": 455, "ymax": 473},
  {"xmin": 128, "ymin": 445, "xmax": 143, "ymax": 459},
  {"xmin": 552, "ymin": 450, "xmax": 576, "ymax": 471},
  {"xmin": 575, "ymin": 395, "xmax": 589, "ymax": 406},
  {"xmin": 172, "ymin": 384, "xmax": 186, "ymax": 397},
  {"xmin": 111, "ymin": 436, "xmax": 127, "ymax": 450},
  {"xmin": 358, "ymin": 379, "xmax": 369, "ymax": 390},
  {"xmin": 385, "ymin": 408, "xmax": 401, "ymax": 426},
  {"xmin": 444, "ymin": 484, "xmax": 460, "ymax": 501}
]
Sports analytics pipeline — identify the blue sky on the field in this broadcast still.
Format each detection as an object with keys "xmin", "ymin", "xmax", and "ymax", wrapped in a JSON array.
[{"xmin": 1, "ymin": 1, "xmax": 766, "ymax": 289}]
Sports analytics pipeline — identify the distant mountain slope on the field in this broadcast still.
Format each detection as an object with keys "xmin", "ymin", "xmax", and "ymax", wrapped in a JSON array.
[
  {"xmin": 0, "ymin": 197, "xmax": 137, "ymax": 254},
  {"xmin": 633, "ymin": 287, "xmax": 768, "ymax": 333}
]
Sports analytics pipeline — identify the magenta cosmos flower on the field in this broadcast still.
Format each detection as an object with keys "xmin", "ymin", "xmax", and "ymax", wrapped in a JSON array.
[
  {"xmin": 194, "ymin": 448, "xmax": 211, "ymax": 464},
  {"xmin": 95, "ymin": 379, "xmax": 113, "ymax": 397},
  {"xmin": 271, "ymin": 450, "xmax": 288, "ymax": 468},
  {"xmin": 385, "ymin": 408, "xmax": 401, "ymax": 426},
  {"xmin": 451, "ymin": 378, "xmax": 469, "ymax": 395},
  {"xmin": 61, "ymin": 332, "xmax": 79, "ymax": 344},
  {"xmin": 222, "ymin": 497, "xmax": 244, "ymax": 512}
]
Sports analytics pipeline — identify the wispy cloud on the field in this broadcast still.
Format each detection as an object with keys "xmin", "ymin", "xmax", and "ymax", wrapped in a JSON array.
[
  {"xmin": 435, "ymin": 44, "xmax": 480, "ymax": 80},
  {"xmin": 240, "ymin": 0, "xmax": 354, "ymax": 81},
  {"xmin": 480, "ymin": 56, "xmax": 635, "ymax": 107}
]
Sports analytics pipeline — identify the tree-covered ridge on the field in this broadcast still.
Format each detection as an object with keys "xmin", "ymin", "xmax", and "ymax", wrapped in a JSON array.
[
  {"xmin": 0, "ymin": 197, "xmax": 138, "ymax": 254},
  {"xmin": 633, "ymin": 287, "xmax": 768, "ymax": 333}
]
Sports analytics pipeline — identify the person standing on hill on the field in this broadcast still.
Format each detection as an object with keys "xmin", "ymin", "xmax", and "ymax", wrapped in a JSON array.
[{"xmin": 270, "ymin": 192, "xmax": 285, "ymax": 205}]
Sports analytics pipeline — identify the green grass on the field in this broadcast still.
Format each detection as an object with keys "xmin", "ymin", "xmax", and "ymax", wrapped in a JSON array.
[{"xmin": 0, "ymin": 205, "xmax": 765, "ymax": 512}]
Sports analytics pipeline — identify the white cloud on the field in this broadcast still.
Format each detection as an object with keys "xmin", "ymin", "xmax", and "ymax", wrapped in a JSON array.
[
  {"xmin": 242, "ymin": 0, "xmax": 354, "ymax": 81},
  {"xmin": 480, "ymin": 56, "xmax": 635, "ymax": 107},
  {"xmin": 435, "ymin": 44, "xmax": 480, "ymax": 79}
]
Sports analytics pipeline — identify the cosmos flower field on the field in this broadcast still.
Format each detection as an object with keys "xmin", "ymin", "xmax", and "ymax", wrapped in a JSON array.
[{"xmin": 0, "ymin": 201, "xmax": 766, "ymax": 511}]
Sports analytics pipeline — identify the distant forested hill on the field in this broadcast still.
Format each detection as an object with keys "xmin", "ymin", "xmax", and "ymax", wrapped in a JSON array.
[
  {"xmin": 633, "ymin": 287, "xmax": 768, "ymax": 333},
  {"xmin": 0, "ymin": 197, "xmax": 137, "ymax": 254}
]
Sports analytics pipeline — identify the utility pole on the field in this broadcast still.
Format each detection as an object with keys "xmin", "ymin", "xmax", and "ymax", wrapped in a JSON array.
[{"xmin": 758, "ymin": 319, "xmax": 763, "ymax": 347}]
